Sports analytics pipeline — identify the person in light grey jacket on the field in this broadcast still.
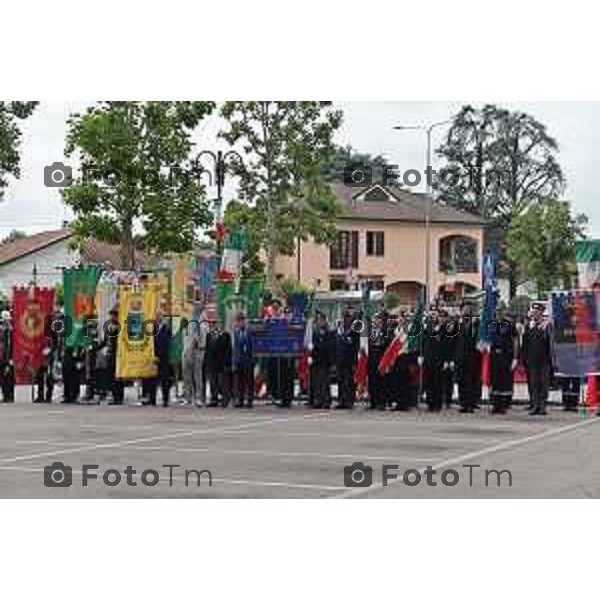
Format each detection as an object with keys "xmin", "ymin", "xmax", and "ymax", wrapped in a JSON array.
[{"xmin": 181, "ymin": 313, "xmax": 210, "ymax": 406}]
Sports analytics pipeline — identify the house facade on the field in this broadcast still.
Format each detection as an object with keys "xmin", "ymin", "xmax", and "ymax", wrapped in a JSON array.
[
  {"xmin": 0, "ymin": 228, "xmax": 156, "ymax": 298},
  {"xmin": 275, "ymin": 183, "xmax": 485, "ymax": 305}
]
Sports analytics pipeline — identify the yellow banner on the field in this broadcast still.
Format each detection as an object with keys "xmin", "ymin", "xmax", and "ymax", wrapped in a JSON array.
[{"xmin": 116, "ymin": 284, "xmax": 159, "ymax": 379}]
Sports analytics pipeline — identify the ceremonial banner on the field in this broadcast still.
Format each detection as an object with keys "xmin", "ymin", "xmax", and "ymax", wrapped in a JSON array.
[
  {"xmin": 95, "ymin": 271, "xmax": 135, "ymax": 341},
  {"xmin": 143, "ymin": 270, "xmax": 171, "ymax": 314},
  {"xmin": 197, "ymin": 254, "xmax": 219, "ymax": 304},
  {"xmin": 12, "ymin": 286, "xmax": 55, "ymax": 384},
  {"xmin": 116, "ymin": 284, "xmax": 159, "ymax": 379},
  {"xmin": 171, "ymin": 257, "xmax": 194, "ymax": 322},
  {"xmin": 219, "ymin": 230, "xmax": 247, "ymax": 281},
  {"xmin": 551, "ymin": 289, "xmax": 600, "ymax": 376},
  {"xmin": 576, "ymin": 240, "xmax": 600, "ymax": 288},
  {"xmin": 63, "ymin": 265, "xmax": 102, "ymax": 349}
]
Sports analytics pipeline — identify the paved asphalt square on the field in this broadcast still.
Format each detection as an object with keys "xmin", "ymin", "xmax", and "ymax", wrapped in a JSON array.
[{"xmin": 0, "ymin": 386, "xmax": 597, "ymax": 498}]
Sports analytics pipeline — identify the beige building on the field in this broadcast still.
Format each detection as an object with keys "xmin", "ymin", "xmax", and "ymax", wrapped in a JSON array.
[{"xmin": 275, "ymin": 183, "xmax": 484, "ymax": 305}]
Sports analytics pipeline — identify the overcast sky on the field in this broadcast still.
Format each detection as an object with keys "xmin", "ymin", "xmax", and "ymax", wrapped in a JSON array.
[{"xmin": 1, "ymin": 101, "xmax": 598, "ymax": 240}]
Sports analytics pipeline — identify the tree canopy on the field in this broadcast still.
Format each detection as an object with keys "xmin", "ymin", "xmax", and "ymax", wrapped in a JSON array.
[
  {"xmin": 436, "ymin": 104, "xmax": 566, "ymax": 296},
  {"xmin": 63, "ymin": 101, "xmax": 215, "ymax": 268},
  {"xmin": 220, "ymin": 101, "xmax": 342, "ymax": 289},
  {"xmin": 0, "ymin": 101, "xmax": 38, "ymax": 199},
  {"xmin": 507, "ymin": 198, "xmax": 587, "ymax": 295}
]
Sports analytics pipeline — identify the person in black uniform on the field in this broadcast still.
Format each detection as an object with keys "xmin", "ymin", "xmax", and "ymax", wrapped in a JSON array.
[
  {"xmin": 389, "ymin": 311, "xmax": 412, "ymax": 411},
  {"xmin": 310, "ymin": 311, "xmax": 335, "ymax": 409},
  {"xmin": 35, "ymin": 309, "xmax": 64, "ymax": 404},
  {"xmin": 335, "ymin": 310, "xmax": 359, "ymax": 409},
  {"xmin": 423, "ymin": 307, "xmax": 446, "ymax": 412},
  {"xmin": 62, "ymin": 346, "xmax": 80, "ymax": 403},
  {"xmin": 205, "ymin": 320, "xmax": 232, "ymax": 407},
  {"xmin": 368, "ymin": 312, "xmax": 389, "ymax": 411},
  {"xmin": 0, "ymin": 310, "xmax": 14, "ymax": 403},
  {"xmin": 232, "ymin": 312, "xmax": 254, "ymax": 408},
  {"xmin": 439, "ymin": 309, "xmax": 457, "ymax": 409},
  {"xmin": 105, "ymin": 307, "xmax": 124, "ymax": 405},
  {"xmin": 489, "ymin": 305, "xmax": 518, "ymax": 414},
  {"xmin": 522, "ymin": 302, "xmax": 554, "ymax": 416},
  {"xmin": 455, "ymin": 300, "xmax": 482, "ymax": 414}
]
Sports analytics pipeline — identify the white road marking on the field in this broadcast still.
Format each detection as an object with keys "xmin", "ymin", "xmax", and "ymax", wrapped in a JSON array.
[
  {"xmin": 0, "ymin": 415, "xmax": 308, "ymax": 465},
  {"xmin": 334, "ymin": 416, "xmax": 600, "ymax": 498},
  {"xmin": 127, "ymin": 445, "xmax": 441, "ymax": 462},
  {"xmin": 226, "ymin": 431, "xmax": 508, "ymax": 444}
]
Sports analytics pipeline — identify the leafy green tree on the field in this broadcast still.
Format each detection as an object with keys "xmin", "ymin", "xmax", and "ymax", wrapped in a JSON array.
[
  {"xmin": 63, "ymin": 101, "xmax": 215, "ymax": 268},
  {"xmin": 0, "ymin": 102, "xmax": 38, "ymax": 199},
  {"xmin": 321, "ymin": 145, "xmax": 391, "ymax": 184},
  {"xmin": 220, "ymin": 101, "xmax": 343, "ymax": 289},
  {"xmin": 436, "ymin": 104, "xmax": 565, "ymax": 296},
  {"xmin": 507, "ymin": 199, "xmax": 587, "ymax": 295}
]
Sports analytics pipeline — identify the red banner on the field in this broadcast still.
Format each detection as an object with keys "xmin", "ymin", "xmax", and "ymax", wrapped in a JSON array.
[{"xmin": 12, "ymin": 286, "xmax": 55, "ymax": 384}]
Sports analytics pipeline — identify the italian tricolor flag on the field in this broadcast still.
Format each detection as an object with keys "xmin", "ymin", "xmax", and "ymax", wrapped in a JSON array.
[
  {"xmin": 576, "ymin": 240, "xmax": 600, "ymax": 288},
  {"xmin": 219, "ymin": 230, "xmax": 247, "ymax": 281}
]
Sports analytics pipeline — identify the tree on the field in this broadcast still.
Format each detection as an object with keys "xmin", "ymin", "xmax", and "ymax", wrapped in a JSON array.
[
  {"xmin": 321, "ymin": 145, "xmax": 391, "ymax": 184},
  {"xmin": 220, "ymin": 101, "xmax": 343, "ymax": 289},
  {"xmin": 0, "ymin": 101, "xmax": 38, "ymax": 199},
  {"xmin": 63, "ymin": 101, "xmax": 215, "ymax": 268},
  {"xmin": 0, "ymin": 229, "xmax": 26, "ymax": 245},
  {"xmin": 507, "ymin": 199, "xmax": 587, "ymax": 295},
  {"xmin": 436, "ymin": 104, "xmax": 565, "ymax": 296}
]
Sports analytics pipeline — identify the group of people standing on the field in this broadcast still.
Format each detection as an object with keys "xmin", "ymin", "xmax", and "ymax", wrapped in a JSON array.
[{"xmin": 0, "ymin": 299, "xmax": 592, "ymax": 415}]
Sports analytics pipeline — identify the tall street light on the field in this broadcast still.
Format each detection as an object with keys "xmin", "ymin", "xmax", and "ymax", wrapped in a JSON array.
[{"xmin": 393, "ymin": 118, "xmax": 452, "ymax": 308}]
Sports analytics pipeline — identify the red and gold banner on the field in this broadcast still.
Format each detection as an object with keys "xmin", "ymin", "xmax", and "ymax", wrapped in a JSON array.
[{"xmin": 12, "ymin": 286, "xmax": 55, "ymax": 384}]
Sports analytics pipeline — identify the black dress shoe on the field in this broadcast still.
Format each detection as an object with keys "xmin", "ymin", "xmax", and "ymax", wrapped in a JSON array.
[
  {"xmin": 206, "ymin": 402, "xmax": 219, "ymax": 407},
  {"xmin": 528, "ymin": 408, "xmax": 540, "ymax": 415},
  {"xmin": 335, "ymin": 404, "xmax": 348, "ymax": 410}
]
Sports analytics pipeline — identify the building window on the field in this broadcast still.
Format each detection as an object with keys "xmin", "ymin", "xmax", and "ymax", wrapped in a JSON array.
[
  {"xmin": 439, "ymin": 235, "xmax": 478, "ymax": 273},
  {"xmin": 366, "ymin": 231, "xmax": 384, "ymax": 256},
  {"xmin": 330, "ymin": 231, "xmax": 359, "ymax": 270},
  {"xmin": 329, "ymin": 278, "xmax": 349, "ymax": 291}
]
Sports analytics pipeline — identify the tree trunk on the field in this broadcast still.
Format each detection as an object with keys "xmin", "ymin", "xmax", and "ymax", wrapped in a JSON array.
[
  {"xmin": 265, "ymin": 239, "xmax": 277, "ymax": 290},
  {"xmin": 508, "ymin": 259, "xmax": 517, "ymax": 299},
  {"xmin": 120, "ymin": 218, "xmax": 135, "ymax": 269}
]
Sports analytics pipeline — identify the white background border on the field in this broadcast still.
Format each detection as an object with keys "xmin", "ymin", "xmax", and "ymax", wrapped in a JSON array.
[{"xmin": 2, "ymin": 1, "xmax": 600, "ymax": 598}]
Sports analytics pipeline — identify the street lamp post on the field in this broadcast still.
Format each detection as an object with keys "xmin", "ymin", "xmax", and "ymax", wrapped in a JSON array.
[{"xmin": 393, "ymin": 119, "xmax": 452, "ymax": 308}]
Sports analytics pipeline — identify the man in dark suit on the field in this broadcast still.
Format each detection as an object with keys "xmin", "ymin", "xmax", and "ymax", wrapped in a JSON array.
[
  {"xmin": 232, "ymin": 312, "xmax": 254, "ymax": 408},
  {"xmin": 205, "ymin": 320, "xmax": 232, "ymax": 407},
  {"xmin": 310, "ymin": 311, "xmax": 335, "ymax": 409},
  {"xmin": 368, "ymin": 312, "xmax": 390, "ymax": 410},
  {"xmin": 455, "ymin": 300, "xmax": 482, "ymax": 414},
  {"xmin": 335, "ymin": 310, "xmax": 359, "ymax": 409},
  {"xmin": 146, "ymin": 309, "xmax": 173, "ymax": 407},
  {"xmin": 522, "ymin": 302, "xmax": 554, "ymax": 416}
]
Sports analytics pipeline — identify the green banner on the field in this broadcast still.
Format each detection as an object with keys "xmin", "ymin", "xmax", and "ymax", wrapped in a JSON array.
[{"xmin": 64, "ymin": 265, "xmax": 102, "ymax": 349}]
